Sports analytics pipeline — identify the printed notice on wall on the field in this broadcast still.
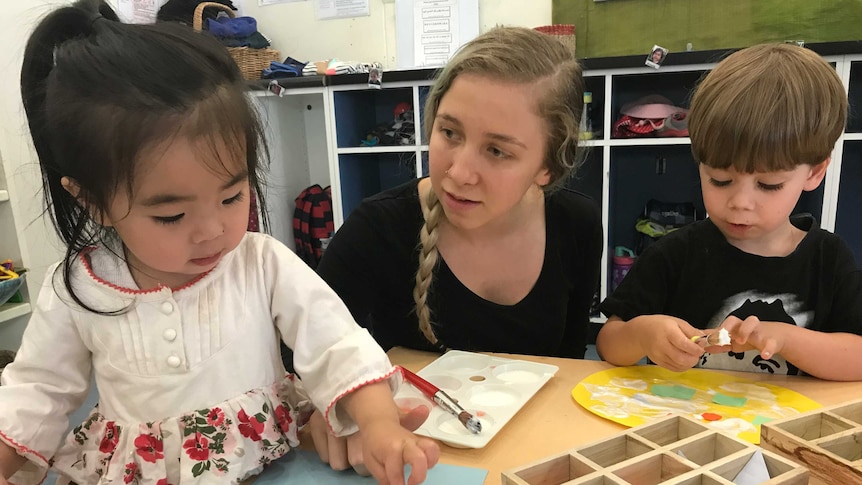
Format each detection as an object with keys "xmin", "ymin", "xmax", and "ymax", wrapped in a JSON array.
[
  {"xmin": 117, "ymin": 0, "xmax": 159, "ymax": 24},
  {"xmin": 413, "ymin": 0, "xmax": 459, "ymax": 67},
  {"xmin": 260, "ymin": 0, "xmax": 307, "ymax": 6},
  {"xmin": 315, "ymin": 0, "xmax": 370, "ymax": 19}
]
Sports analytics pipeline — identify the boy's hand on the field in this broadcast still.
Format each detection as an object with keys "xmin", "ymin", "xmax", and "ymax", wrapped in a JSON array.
[
  {"xmin": 357, "ymin": 417, "xmax": 439, "ymax": 485},
  {"xmin": 310, "ymin": 405, "xmax": 432, "ymax": 477},
  {"xmin": 719, "ymin": 315, "xmax": 786, "ymax": 359},
  {"xmin": 641, "ymin": 315, "xmax": 706, "ymax": 372}
]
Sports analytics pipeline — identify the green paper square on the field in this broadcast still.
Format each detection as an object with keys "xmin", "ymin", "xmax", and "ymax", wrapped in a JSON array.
[
  {"xmin": 752, "ymin": 415, "xmax": 774, "ymax": 426},
  {"xmin": 650, "ymin": 384, "xmax": 696, "ymax": 400},
  {"xmin": 713, "ymin": 393, "xmax": 747, "ymax": 407}
]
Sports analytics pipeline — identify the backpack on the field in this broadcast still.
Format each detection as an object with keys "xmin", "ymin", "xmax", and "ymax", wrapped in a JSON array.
[
  {"xmin": 292, "ymin": 185, "xmax": 334, "ymax": 268},
  {"xmin": 634, "ymin": 199, "xmax": 700, "ymax": 254}
]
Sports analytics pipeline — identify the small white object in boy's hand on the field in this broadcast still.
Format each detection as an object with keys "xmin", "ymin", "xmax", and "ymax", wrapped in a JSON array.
[
  {"xmin": 691, "ymin": 328, "xmax": 731, "ymax": 346},
  {"xmin": 716, "ymin": 328, "xmax": 731, "ymax": 346}
]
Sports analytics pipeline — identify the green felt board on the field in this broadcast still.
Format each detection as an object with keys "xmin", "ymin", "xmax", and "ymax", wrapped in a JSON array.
[
  {"xmin": 553, "ymin": 0, "xmax": 862, "ymax": 58},
  {"xmin": 650, "ymin": 384, "xmax": 696, "ymax": 400},
  {"xmin": 712, "ymin": 393, "xmax": 747, "ymax": 407}
]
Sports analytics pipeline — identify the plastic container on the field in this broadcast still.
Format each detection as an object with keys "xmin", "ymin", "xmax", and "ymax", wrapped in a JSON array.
[
  {"xmin": 611, "ymin": 246, "xmax": 635, "ymax": 291},
  {"xmin": 393, "ymin": 350, "xmax": 558, "ymax": 448}
]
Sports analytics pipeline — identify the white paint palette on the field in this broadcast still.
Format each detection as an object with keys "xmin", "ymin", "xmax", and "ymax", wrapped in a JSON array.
[{"xmin": 394, "ymin": 350, "xmax": 559, "ymax": 449}]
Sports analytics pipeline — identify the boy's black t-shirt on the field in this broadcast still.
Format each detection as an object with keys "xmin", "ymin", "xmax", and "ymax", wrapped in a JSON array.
[
  {"xmin": 600, "ymin": 216, "xmax": 862, "ymax": 375},
  {"xmin": 317, "ymin": 178, "xmax": 603, "ymax": 359}
]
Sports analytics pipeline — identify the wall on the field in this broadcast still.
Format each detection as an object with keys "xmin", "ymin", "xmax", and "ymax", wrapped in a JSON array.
[
  {"xmin": 241, "ymin": 0, "xmax": 551, "ymax": 68},
  {"xmin": 0, "ymin": 2, "xmax": 68, "ymax": 348},
  {"xmin": 554, "ymin": 0, "xmax": 862, "ymax": 58}
]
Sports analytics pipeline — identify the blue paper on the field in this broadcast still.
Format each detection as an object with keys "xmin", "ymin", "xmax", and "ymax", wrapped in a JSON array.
[{"xmin": 254, "ymin": 450, "xmax": 488, "ymax": 485}]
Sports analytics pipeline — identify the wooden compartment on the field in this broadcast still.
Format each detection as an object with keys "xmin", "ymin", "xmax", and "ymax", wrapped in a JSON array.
[
  {"xmin": 579, "ymin": 435, "xmax": 655, "ymax": 468},
  {"xmin": 670, "ymin": 433, "xmax": 748, "ymax": 466},
  {"xmin": 709, "ymin": 450, "xmax": 808, "ymax": 485},
  {"xmin": 503, "ymin": 415, "xmax": 807, "ymax": 485},
  {"xmin": 611, "ymin": 453, "xmax": 693, "ymax": 485},
  {"xmin": 632, "ymin": 415, "xmax": 710, "ymax": 447},
  {"xmin": 761, "ymin": 399, "xmax": 862, "ymax": 485},
  {"xmin": 502, "ymin": 453, "xmax": 599, "ymax": 485}
]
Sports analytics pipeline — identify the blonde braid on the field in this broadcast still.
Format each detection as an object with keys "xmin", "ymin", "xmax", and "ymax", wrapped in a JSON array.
[{"xmin": 413, "ymin": 188, "xmax": 443, "ymax": 344}]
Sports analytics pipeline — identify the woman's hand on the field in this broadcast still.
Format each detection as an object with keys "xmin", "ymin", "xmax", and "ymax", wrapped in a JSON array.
[{"xmin": 310, "ymin": 405, "xmax": 437, "ymax": 481}]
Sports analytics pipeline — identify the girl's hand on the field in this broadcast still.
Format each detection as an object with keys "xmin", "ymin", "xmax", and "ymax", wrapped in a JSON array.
[
  {"xmin": 357, "ymin": 417, "xmax": 439, "ymax": 485},
  {"xmin": 310, "ymin": 405, "xmax": 432, "ymax": 477}
]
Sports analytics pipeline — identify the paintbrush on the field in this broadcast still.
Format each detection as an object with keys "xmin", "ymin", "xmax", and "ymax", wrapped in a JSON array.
[{"xmin": 397, "ymin": 365, "xmax": 482, "ymax": 434}]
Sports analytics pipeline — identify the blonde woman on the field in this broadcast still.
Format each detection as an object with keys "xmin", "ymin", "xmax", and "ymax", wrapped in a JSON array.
[{"xmin": 310, "ymin": 26, "xmax": 602, "ymax": 475}]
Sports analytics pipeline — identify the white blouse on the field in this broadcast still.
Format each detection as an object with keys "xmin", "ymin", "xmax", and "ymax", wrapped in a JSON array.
[{"xmin": 0, "ymin": 233, "xmax": 397, "ymax": 484}]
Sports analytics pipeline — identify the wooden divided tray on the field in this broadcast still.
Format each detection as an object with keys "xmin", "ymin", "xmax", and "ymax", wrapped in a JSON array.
[
  {"xmin": 503, "ymin": 414, "xmax": 808, "ymax": 485},
  {"xmin": 761, "ymin": 399, "xmax": 862, "ymax": 485}
]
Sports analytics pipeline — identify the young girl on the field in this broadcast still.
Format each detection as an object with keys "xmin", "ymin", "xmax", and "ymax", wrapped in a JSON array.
[{"xmin": 0, "ymin": 1, "xmax": 437, "ymax": 484}]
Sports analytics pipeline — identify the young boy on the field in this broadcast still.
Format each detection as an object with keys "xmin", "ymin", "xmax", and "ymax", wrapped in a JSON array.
[{"xmin": 597, "ymin": 43, "xmax": 862, "ymax": 381}]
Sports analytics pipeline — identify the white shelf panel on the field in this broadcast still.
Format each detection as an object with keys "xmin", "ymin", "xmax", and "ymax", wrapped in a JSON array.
[
  {"xmin": 844, "ymin": 133, "xmax": 862, "ymax": 141},
  {"xmin": 337, "ymin": 146, "xmax": 420, "ymax": 155},
  {"xmin": 0, "ymin": 190, "xmax": 8, "ymax": 202},
  {"xmin": 607, "ymin": 137, "xmax": 691, "ymax": 147},
  {"xmin": 0, "ymin": 302, "xmax": 31, "ymax": 325},
  {"xmin": 590, "ymin": 315, "xmax": 608, "ymax": 325}
]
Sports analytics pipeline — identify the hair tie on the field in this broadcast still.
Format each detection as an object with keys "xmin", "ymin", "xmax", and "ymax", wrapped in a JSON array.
[{"xmin": 88, "ymin": 11, "xmax": 103, "ymax": 28}]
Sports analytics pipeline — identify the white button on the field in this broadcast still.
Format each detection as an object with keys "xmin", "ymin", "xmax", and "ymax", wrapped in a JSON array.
[
  {"xmin": 167, "ymin": 355, "xmax": 181, "ymax": 368},
  {"xmin": 163, "ymin": 329, "xmax": 177, "ymax": 342},
  {"xmin": 160, "ymin": 301, "xmax": 173, "ymax": 314}
]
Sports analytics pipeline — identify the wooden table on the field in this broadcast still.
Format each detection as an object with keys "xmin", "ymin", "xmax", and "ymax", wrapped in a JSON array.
[{"xmin": 388, "ymin": 347, "xmax": 862, "ymax": 485}]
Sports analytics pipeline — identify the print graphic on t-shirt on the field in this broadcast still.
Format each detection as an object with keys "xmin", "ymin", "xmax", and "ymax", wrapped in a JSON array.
[{"xmin": 699, "ymin": 291, "xmax": 812, "ymax": 375}]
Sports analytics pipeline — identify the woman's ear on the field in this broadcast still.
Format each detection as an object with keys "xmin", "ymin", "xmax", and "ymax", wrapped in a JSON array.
[
  {"xmin": 803, "ymin": 158, "xmax": 831, "ymax": 191},
  {"xmin": 534, "ymin": 166, "xmax": 552, "ymax": 188},
  {"xmin": 61, "ymin": 176, "xmax": 112, "ymax": 227}
]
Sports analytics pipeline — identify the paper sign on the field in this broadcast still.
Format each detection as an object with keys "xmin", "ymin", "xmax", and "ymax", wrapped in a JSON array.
[
  {"xmin": 117, "ymin": 0, "xmax": 159, "ymax": 24},
  {"xmin": 315, "ymin": 0, "xmax": 369, "ymax": 20}
]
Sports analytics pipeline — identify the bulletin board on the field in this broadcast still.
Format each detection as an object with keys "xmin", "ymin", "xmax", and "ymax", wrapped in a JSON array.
[{"xmin": 554, "ymin": 0, "xmax": 862, "ymax": 59}]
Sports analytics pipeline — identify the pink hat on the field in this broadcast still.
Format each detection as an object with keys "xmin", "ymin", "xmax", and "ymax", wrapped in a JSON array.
[{"xmin": 621, "ymin": 95, "xmax": 687, "ymax": 119}]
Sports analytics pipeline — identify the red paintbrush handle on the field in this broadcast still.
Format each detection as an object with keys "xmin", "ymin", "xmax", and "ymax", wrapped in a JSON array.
[{"xmin": 398, "ymin": 365, "xmax": 440, "ymax": 398}]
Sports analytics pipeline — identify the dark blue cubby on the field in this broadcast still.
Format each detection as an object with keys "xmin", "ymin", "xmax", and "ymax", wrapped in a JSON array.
[
  {"xmin": 836, "ymin": 141, "xmax": 862, "ymax": 265},
  {"xmin": 419, "ymin": 85, "xmax": 431, "ymax": 145},
  {"xmin": 333, "ymin": 88, "xmax": 415, "ymax": 148},
  {"xmin": 608, "ymin": 145, "xmax": 705, "ymax": 255},
  {"xmin": 421, "ymin": 150, "xmax": 429, "ymax": 176},
  {"xmin": 338, "ymin": 153, "xmax": 417, "ymax": 219},
  {"xmin": 849, "ymin": 62, "xmax": 862, "ymax": 133},
  {"xmin": 583, "ymin": 75, "xmax": 606, "ymax": 139},
  {"xmin": 610, "ymin": 70, "xmax": 707, "ymax": 139},
  {"xmin": 566, "ymin": 147, "xmax": 603, "ymax": 205}
]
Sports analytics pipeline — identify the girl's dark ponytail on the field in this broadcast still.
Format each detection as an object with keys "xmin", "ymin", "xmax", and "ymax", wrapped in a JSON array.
[
  {"xmin": 21, "ymin": 0, "xmax": 112, "ymax": 246},
  {"xmin": 21, "ymin": 0, "xmax": 120, "ymax": 313}
]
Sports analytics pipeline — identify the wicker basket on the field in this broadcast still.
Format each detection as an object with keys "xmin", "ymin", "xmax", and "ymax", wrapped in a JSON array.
[
  {"xmin": 534, "ymin": 24, "xmax": 576, "ymax": 56},
  {"xmin": 193, "ymin": 2, "xmax": 280, "ymax": 80}
]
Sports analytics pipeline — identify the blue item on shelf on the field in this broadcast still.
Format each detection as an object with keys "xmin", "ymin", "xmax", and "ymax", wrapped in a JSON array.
[{"xmin": 0, "ymin": 274, "xmax": 25, "ymax": 306}]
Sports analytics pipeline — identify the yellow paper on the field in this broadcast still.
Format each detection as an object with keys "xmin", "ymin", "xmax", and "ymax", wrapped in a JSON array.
[{"xmin": 572, "ymin": 366, "xmax": 820, "ymax": 443}]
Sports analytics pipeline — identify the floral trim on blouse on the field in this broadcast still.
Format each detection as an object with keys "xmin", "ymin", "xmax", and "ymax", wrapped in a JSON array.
[{"xmin": 50, "ymin": 376, "xmax": 313, "ymax": 484}]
